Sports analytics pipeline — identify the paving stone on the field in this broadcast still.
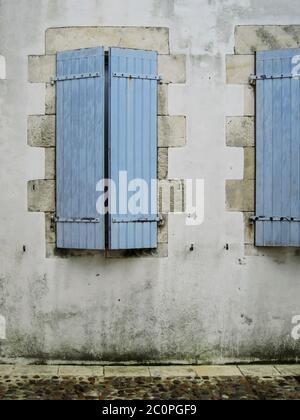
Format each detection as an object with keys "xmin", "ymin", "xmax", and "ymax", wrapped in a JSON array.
[
  {"xmin": 238, "ymin": 365, "xmax": 281, "ymax": 377},
  {"xmin": 149, "ymin": 366, "xmax": 196, "ymax": 378},
  {"xmin": 58, "ymin": 365, "xmax": 104, "ymax": 377},
  {"xmin": 13, "ymin": 365, "xmax": 59, "ymax": 376},
  {"xmin": 0, "ymin": 365, "xmax": 14, "ymax": 375},
  {"xmin": 1, "ymin": 365, "xmax": 299, "ymax": 400},
  {"xmin": 105, "ymin": 366, "xmax": 150, "ymax": 377},
  {"xmin": 0, "ymin": 374, "xmax": 297, "ymax": 400},
  {"xmin": 276, "ymin": 365, "xmax": 300, "ymax": 376},
  {"xmin": 194, "ymin": 366, "xmax": 242, "ymax": 377}
]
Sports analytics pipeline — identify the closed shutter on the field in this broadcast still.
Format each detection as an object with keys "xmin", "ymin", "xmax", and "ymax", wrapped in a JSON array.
[
  {"xmin": 255, "ymin": 48, "xmax": 300, "ymax": 246},
  {"xmin": 108, "ymin": 48, "xmax": 158, "ymax": 250},
  {"xmin": 56, "ymin": 47, "xmax": 105, "ymax": 249}
]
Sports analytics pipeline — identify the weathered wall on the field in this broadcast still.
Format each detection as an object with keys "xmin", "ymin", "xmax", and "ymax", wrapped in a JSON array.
[{"xmin": 1, "ymin": 0, "xmax": 300, "ymax": 363}]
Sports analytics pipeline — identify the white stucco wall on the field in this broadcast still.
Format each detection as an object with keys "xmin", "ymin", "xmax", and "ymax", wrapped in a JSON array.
[{"xmin": 1, "ymin": 0, "xmax": 300, "ymax": 363}]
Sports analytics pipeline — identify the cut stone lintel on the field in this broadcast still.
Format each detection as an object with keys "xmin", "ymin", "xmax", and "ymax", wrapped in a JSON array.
[{"xmin": 46, "ymin": 27, "xmax": 170, "ymax": 55}]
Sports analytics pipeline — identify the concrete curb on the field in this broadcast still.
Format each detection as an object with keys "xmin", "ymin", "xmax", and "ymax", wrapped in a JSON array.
[{"xmin": 0, "ymin": 364, "xmax": 299, "ymax": 378}]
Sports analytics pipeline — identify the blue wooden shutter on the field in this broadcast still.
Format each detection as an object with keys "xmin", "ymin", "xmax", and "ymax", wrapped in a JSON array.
[
  {"xmin": 108, "ymin": 48, "xmax": 158, "ymax": 249},
  {"xmin": 56, "ymin": 47, "xmax": 105, "ymax": 249},
  {"xmin": 255, "ymin": 48, "xmax": 300, "ymax": 246}
]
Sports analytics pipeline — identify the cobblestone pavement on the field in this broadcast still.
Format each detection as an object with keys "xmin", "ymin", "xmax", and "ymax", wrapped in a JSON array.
[{"xmin": 0, "ymin": 365, "xmax": 299, "ymax": 400}]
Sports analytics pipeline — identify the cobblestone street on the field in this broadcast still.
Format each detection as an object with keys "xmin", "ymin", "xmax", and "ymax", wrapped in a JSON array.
[{"xmin": 0, "ymin": 365, "xmax": 299, "ymax": 400}]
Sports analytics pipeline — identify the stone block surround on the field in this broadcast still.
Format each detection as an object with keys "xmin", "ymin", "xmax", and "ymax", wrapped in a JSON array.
[
  {"xmin": 226, "ymin": 25, "xmax": 300, "ymax": 256},
  {"xmin": 27, "ymin": 26, "xmax": 187, "ymax": 258}
]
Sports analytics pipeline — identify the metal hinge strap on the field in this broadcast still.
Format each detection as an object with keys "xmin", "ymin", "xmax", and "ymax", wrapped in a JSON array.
[
  {"xmin": 112, "ymin": 72, "xmax": 162, "ymax": 81},
  {"xmin": 55, "ymin": 217, "xmax": 100, "ymax": 223},
  {"xmin": 250, "ymin": 216, "xmax": 300, "ymax": 222},
  {"xmin": 249, "ymin": 73, "xmax": 300, "ymax": 85},
  {"xmin": 112, "ymin": 216, "xmax": 160, "ymax": 224},
  {"xmin": 51, "ymin": 72, "xmax": 102, "ymax": 84}
]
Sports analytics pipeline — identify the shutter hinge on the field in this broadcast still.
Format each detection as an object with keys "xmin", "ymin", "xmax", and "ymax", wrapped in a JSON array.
[
  {"xmin": 112, "ymin": 215, "xmax": 160, "ymax": 224},
  {"xmin": 55, "ymin": 217, "xmax": 100, "ymax": 223},
  {"xmin": 250, "ymin": 216, "xmax": 300, "ymax": 222},
  {"xmin": 249, "ymin": 73, "xmax": 299, "ymax": 85},
  {"xmin": 51, "ymin": 72, "xmax": 102, "ymax": 85},
  {"xmin": 112, "ymin": 72, "xmax": 162, "ymax": 82}
]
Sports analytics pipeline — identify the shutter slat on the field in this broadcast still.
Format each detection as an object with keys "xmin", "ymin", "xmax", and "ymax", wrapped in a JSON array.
[
  {"xmin": 281, "ymin": 57, "xmax": 292, "ymax": 245},
  {"xmin": 109, "ymin": 48, "xmax": 158, "ymax": 250},
  {"xmin": 255, "ymin": 48, "xmax": 300, "ymax": 246},
  {"xmin": 56, "ymin": 47, "xmax": 105, "ymax": 250},
  {"xmin": 291, "ymin": 71, "xmax": 300, "ymax": 244}
]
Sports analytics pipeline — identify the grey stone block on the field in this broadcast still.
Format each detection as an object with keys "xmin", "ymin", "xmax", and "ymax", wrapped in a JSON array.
[
  {"xmin": 28, "ymin": 55, "xmax": 56, "ymax": 83},
  {"xmin": 244, "ymin": 147, "xmax": 255, "ymax": 180},
  {"xmin": 45, "ymin": 83, "xmax": 55, "ymax": 115},
  {"xmin": 45, "ymin": 148, "xmax": 55, "ymax": 179},
  {"xmin": 244, "ymin": 85, "xmax": 255, "ymax": 116},
  {"xmin": 45, "ymin": 212, "xmax": 56, "ymax": 243},
  {"xmin": 158, "ymin": 214, "xmax": 168, "ymax": 244},
  {"xmin": 226, "ymin": 116, "xmax": 255, "ymax": 147},
  {"xmin": 158, "ymin": 55, "xmax": 186, "ymax": 83},
  {"xmin": 158, "ymin": 116, "xmax": 186, "ymax": 147},
  {"xmin": 235, "ymin": 25, "xmax": 300, "ymax": 54},
  {"xmin": 28, "ymin": 115, "xmax": 55, "ymax": 148},
  {"xmin": 158, "ymin": 148, "xmax": 168, "ymax": 179},
  {"xmin": 28, "ymin": 180, "xmax": 55, "ymax": 212},
  {"xmin": 226, "ymin": 180, "xmax": 255, "ymax": 212},
  {"xmin": 159, "ymin": 179, "xmax": 185, "ymax": 214},
  {"xmin": 158, "ymin": 84, "xmax": 168, "ymax": 115},
  {"xmin": 46, "ymin": 27, "xmax": 170, "ymax": 54},
  {"xmin": 226, "ymin": 54, "xmax": 255, "ymax": 84}
]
